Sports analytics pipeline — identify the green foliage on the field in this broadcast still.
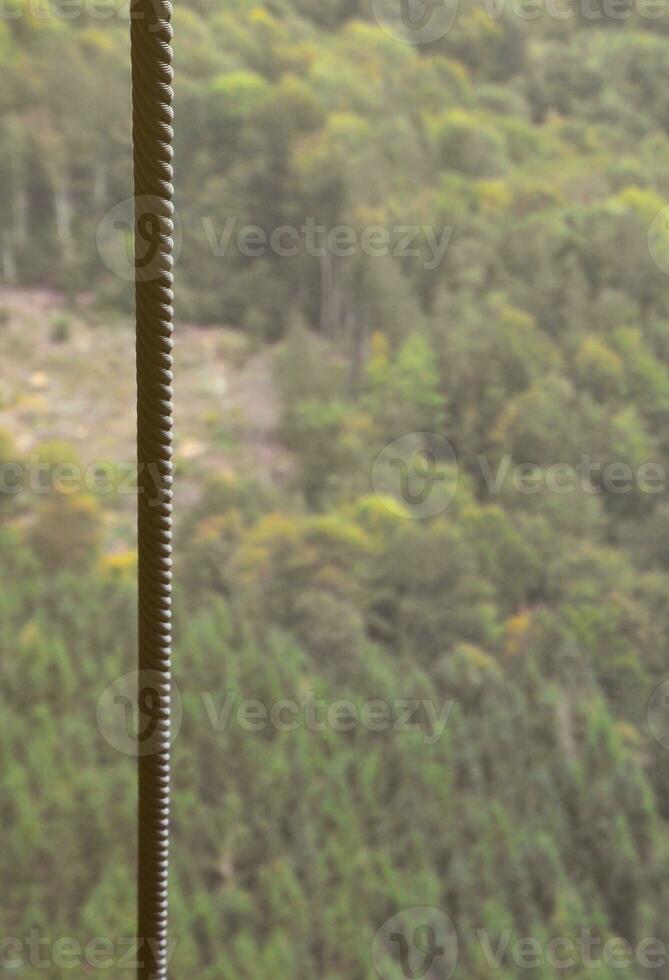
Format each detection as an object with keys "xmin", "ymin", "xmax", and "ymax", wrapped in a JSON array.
[
  {"xmin": 7, "ymin": 1, "xmax": 669, "ymax": 976},
  {"xmin": 49, "ymin": 314, "xmax": 70, "ymax": 344},
  {"xmin": 363, "ymin": 332, "xmax": 444, "ymax": 438},
  {"xmin": 6, "ymin": 525, "xmax": 669, "ymax": 978},
  {"xmin": 433, "ymin": 109, "xmax": 509, "ymax": 177},
  {"xmin": 28, "ymin": 493, "xmax": 103, "ymax": 571}
]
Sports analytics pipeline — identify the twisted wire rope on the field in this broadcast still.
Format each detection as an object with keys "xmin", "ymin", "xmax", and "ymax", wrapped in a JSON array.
[{"xmin": 131, "ymin": 0, "xmax": 174, "ymax": 975}]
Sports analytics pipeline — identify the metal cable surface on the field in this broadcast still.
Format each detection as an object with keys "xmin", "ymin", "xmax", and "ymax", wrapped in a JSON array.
[{"xmin": 131, "ymin": 0, "xmax": 174, "ymax": 975}]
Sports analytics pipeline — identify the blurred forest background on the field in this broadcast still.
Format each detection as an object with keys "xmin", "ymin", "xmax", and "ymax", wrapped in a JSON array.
[{"xmin": 5, "ymin": 0, "xmax": 669, "ymax": 976}]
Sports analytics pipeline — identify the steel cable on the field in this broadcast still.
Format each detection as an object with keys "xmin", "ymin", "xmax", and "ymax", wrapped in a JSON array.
[{"xmin": 131, "ymin": 0, "xmax": 174, "ymax": 976}]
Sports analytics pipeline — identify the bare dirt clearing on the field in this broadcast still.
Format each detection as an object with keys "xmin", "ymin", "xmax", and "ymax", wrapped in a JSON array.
[{"xmin": 0, "ymin": 288, "xmax": 290, "ymax": 528}]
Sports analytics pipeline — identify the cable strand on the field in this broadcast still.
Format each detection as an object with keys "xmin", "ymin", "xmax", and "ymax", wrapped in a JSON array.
[{"xmin": 131, "ymin": 0, "xmax": 173, "ymax": 975}]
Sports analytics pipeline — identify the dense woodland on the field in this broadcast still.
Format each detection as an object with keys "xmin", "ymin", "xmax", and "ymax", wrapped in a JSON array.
[{"xmin": 5, "ymin": 0, "xmax": 669, "ymax": 976}]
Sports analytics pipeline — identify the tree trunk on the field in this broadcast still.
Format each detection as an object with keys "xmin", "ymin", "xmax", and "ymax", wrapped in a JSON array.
[
  {"xmin": 348, "ymin": 308, "xmax": 367, "ymax": 399},
  {"xmin": 54, "ymin": 176, "xmax": 73, "ymax": 260},
  {"xmin": 93, "ymin": 156, "xmax": 108, "ymax": 208},
  {"xmin": 2, "ymin": 238, "xmax": 17, "ymax": 284},
  {"xmin": 14, "ymin": 185, "xmax": 28, "ymax": 248},
  {"xmin": 319, "ymin": 251, "xmax": 333, "ymax": 335}
]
